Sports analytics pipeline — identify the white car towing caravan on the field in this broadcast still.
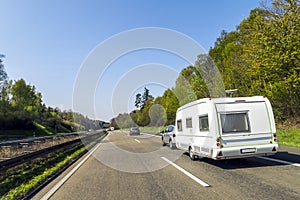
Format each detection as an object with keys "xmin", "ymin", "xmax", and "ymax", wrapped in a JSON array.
[{"xmin": 175, "ymin": 96, "xmax": 278, "ymax": 160}]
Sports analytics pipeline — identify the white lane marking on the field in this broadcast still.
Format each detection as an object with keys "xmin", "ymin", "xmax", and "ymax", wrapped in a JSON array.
[
  {"xmin": 135, "ymin": 139, "xmax": 141, "ymax": 143},
  {"xmin": 161, "ymin": 157, "xmax": 210, "ymax": 187},
  {"xmin": 258, "ymin": 157, "xmax": 300, "ymax": 167},
  {"xmin": 41, "ymin": 142, "xmax": 103, "ymax": 200}
]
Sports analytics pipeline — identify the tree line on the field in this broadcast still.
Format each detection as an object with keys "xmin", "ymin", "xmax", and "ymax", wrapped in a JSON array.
[{"xmin": 111, "ymin": 0, "xmax": 299, "ymax": 128}]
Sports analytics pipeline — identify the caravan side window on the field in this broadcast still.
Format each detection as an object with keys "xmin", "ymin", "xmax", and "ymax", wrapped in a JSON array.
[
  {"xmin": 177, "ymin": 120, "xmax": 182, "ymax": 131},
  {"xmin": 186, "ymin": 118, "xmax": 192, "ymax": 128},
  {"xmin": 199, "ymin": 115, "xmax": 209, "ymax": 131}
]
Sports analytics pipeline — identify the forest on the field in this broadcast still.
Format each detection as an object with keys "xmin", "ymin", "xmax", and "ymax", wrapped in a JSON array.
[{"xmin": 111, "ymin": 0, "xmax": 300, "ymax": 129}]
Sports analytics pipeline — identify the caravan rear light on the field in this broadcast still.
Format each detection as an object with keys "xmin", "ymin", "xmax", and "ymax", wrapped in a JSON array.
[
  {"xmin": 172, "ymin": 134, "xmax": 176, "ymax": 138},
  {"xmin": 273, "ymin": 133, "xmax": 277, "ymax": 143},
  {"xmin": 216, "ymin": 137, "xmax": 221, "ymax": 147}
]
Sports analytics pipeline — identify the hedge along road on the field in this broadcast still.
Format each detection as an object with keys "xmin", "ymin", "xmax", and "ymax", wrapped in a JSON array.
[{"xmin": 34, "ymin": 131, "xmax": 300, "ymax": 200}]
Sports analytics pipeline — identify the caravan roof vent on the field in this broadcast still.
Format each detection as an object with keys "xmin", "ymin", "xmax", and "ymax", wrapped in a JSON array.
[{"xmin": 225, "ymin": 89, "xmax": 238, "ymax": 94}]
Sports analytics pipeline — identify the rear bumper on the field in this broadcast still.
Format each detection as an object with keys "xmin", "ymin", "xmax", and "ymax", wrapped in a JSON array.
[{"xmin": 212, "ymin": 144, "xmax": 278, "ymax": 160}]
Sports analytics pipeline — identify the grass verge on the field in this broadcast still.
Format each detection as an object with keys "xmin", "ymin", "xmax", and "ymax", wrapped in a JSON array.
[
  {"xmin": 277, "ymin": 128, "xmax": 300, "ymax": 148},
  {"xmin": 138, "ymin": 126, "xmax": 166, "ymax": 134},
  {"xmin": 0, "ymin": 132, "xmax": 106, "ymax": 200}
]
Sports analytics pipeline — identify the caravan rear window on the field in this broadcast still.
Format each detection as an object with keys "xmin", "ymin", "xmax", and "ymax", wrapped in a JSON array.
[{"xmin": 220, "ymin": 112, "xmax": 250, "ymax": 134}]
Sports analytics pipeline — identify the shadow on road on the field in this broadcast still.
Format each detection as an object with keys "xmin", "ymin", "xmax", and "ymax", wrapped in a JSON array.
[{"xmin": 187, "ymin": 151, "xmax": 300, "ymax": 170}]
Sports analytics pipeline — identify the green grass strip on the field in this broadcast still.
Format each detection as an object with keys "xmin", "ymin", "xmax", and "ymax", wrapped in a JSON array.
[
  {"xmin": 277, "ymin": 128, "xmax": 300, "ymax": 148},
  {"xmin": 1, "ymin": 133, "xmax": 106, "ymax": 200},
  {"xmin": 1, "ymin": 146, "xmax": 87, "ymax": 200}
]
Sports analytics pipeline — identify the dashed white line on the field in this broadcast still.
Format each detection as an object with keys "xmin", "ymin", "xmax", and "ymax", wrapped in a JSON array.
[
  {"xmin": 40, "ymin": 142, "xmax": 103, "ymax": 200},
  {"xmin": 258, "ymin": 157, "xmax": 300, "ymax": 167},
  {"xmin": 161, "ymin": 157, "xmax": 210, "ymax": 187},
  {"xmin": 134, "ymin": 139, "xmax": 141, "ymax": 143}
]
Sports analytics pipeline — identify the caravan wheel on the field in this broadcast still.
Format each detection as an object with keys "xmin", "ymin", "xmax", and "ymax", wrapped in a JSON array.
[
  {"xmin": 189, "ymin": 147, "xmax": 196, "ymax": 160},
  {"xmin": 169, "ymin": 140, "xmax": 174, "ymax": 149},
  {"xmin": 162, "ymin": 136, "xmax": 166, "ymax": 146}
]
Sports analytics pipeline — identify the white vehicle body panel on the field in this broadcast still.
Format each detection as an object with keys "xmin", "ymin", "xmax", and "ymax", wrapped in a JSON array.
[{"xmin": 175, "ymin": 96, "xmax": 278, "ymax": 160}]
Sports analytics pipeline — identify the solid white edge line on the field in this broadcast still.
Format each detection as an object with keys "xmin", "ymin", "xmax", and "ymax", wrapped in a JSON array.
[
  {"xmin": 40, "ymin": 142, "xmax": 103, "ymax": 200},
  {"xmin": 134, "ymin": 139, "xmax": 141, "ymax": 143},
  {"xmin": 161, "ymin": 157, "xmax": 210, "ymax": 187},
  {"xmin": 258, "ymin": 156, "xmax": 300, "ymax": 167}
]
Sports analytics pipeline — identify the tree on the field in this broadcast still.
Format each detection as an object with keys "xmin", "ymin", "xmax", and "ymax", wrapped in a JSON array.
[
  {"xmin": 161, "ymin": 89, "xmax": 180, "ymax": 124},
  {"xmin": 240, "ymin": 0, "xmax": 300, "ymax": 119},
  {"xmin": 134, "ymin": 93, "xmax": 142, "ymax": 109},
  {"xmin": 141, "ymin": 87, "xmax": 153, "ymax": 110},
  {"xmin": 149, "ymin": 97, "xmax": 167, "ymax": 126},
  {"xmin": 0, "ymin": 54, "xmax": 8, "ymax": 88},
  {"xmin": 174, "ymin": 66, "xmax": 198, "ymax": 106},
  {"xmin": 0, "ymin": 55, "xmax": 10, "ymax": 114},
  {"xmin": 11, "ymin": 79, "xmax": 40, "ymax": 111},
  {"xmin": 209, "ymin": 31, "xmax": 250, "ymax": 96}
]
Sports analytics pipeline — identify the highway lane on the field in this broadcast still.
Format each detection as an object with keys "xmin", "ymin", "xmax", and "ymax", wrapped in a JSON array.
[{"xmin": 34, "ymin": 131, "xmax": 300, "ymax": 200}]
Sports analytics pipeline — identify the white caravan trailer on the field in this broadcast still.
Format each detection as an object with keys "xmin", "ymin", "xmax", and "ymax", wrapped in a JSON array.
[{"xmin": 175, "ymin": 96, "xmax": 278, "ymax": 160}]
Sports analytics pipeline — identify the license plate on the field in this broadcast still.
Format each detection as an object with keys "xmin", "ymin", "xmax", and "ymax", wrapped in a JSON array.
[{"xmin": 241, "ymin": 148, "xmax": 256, "ymax": 154}]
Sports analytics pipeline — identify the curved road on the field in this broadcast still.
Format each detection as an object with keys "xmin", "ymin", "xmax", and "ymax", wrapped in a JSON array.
[{"xmin": 34, "ymin": 131, "xmax": 300, "ymax": 200}]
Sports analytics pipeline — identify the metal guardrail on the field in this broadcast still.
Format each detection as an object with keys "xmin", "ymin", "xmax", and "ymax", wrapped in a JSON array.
[
  {"xmin": 0, "ymin": 131, "xmax": 105, "ymax": 172},
  {"xmin": 0, "ymin": 138, "xmax": 82, "ymax": 172},
  {"xmin": 0, "ymin": 132, "xmax": 81, "ymax": 147}
]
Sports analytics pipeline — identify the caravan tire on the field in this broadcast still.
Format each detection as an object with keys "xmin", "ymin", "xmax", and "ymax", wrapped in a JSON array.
[
  {"xmin": 189, "ymin": 147, "xmax": 196, "ymax": 161},
  {"xmin": 162, "ymin": 137, "xmax": 166, "ymax": 146},
  {"xmin": 169, "ymin": 140, "xmax": 174, "ymax": 149}
]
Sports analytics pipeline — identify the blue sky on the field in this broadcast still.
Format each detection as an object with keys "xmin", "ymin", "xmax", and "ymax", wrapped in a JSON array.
[{"xmin": 0, "ymin": 0, "xmax": 262, "ymax": 121}]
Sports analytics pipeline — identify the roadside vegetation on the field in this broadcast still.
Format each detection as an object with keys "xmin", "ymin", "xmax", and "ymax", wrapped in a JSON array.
[
  {"xmin": 0, "ymin": 143, "xmax": 85, "ymax": 199},
  {"xmin": 138, "ymin": 126, "xmax": 165, "ymax": 134},
  {"xmin": 277, "ymin": 119, "xmax": 300, "ymax": 147},
  {"xmin": 110, "ymin": 0, "xmax": 300, "ymax": 147},
  {"xmin": 0, "ymin": 132, "xmax": 106, "ymax": 200},
  {"xmin": 277, "ymin": 128, "xmax": 300, "ymax": 148}
]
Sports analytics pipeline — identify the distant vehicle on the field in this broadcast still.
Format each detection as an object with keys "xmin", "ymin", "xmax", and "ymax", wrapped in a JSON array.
[
  {"xmin": 161, "ymin": 125, "xmax": 176, "ymax": 149},
  {"xmin": 175, "ymin": 96, "xmax": 278, "ymax": 160},
  {"xmin": 129, "ymin": 127, "xmax": 140, "ymax": 135}
]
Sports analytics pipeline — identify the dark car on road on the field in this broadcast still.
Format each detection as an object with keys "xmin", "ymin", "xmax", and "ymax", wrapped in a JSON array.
[{"xmin": 130, "ymin": 127, "xmax": 140, "ymax": 135}]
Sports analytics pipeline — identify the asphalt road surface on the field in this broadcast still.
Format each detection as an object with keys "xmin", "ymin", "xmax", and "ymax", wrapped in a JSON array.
[{"xmin": 34, "ymin": 131, "xmax": 300, "ymax": 200}]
